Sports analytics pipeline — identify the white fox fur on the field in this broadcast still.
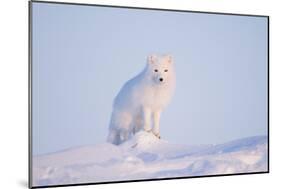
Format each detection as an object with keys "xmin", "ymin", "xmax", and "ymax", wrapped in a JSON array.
[{"xmin": 107, "ymin": 54, "xmax": 176, "ymax": 145}]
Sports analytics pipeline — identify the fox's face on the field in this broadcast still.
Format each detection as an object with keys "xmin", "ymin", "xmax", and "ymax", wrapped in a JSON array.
[{"xmin": 147, "ymin": 54, "xmax": 174, "ymax": 85}]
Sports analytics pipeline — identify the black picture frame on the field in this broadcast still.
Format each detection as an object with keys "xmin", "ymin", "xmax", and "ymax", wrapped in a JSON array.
[{"xmin": 28, "ymin": 1, "xmax": 270, "ymax": 188}]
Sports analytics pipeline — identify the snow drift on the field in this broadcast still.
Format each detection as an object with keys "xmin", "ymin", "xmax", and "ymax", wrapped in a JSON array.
[{"xmin": 33, "ymin": 131, "xmax": 268, "ymax": 187}]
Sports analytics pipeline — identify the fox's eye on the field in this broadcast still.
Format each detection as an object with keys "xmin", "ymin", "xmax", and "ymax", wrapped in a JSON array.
[
  {"xmin": 164, "ymin": 69, "xmax": 168, "ymax": 72},
  {"xmin": 154, "ymin": 69, "xmax": 158, "ymax": 72}
]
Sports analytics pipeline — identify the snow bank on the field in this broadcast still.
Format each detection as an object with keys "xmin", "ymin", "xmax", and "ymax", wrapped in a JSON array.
[{"xmin": 33, "ymin": 131, "xmax": 268, "ymax": 187}]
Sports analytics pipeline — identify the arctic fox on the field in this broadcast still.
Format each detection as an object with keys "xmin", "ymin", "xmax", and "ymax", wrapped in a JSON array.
[{"xmin": 107, "ymin": 54, "xmax": 176, "ymax": 145}]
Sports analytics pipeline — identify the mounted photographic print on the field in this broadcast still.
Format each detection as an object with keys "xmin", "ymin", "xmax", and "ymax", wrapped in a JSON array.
[{"xmin": 29, "ymin": 1, "xmax": 269, "ymax": 188}]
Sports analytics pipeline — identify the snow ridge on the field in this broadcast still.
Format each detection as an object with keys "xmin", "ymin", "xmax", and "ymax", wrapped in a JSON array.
[{"xmin": 33, "ymin": 132, "xmax": 268, "ymax": 187}]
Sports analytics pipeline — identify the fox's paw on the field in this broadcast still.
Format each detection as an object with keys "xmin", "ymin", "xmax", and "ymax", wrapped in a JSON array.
[
  {"xmin": 143, "ymin": 129, "xmax": 152, "ymax": 133},
  {"xmin": 153, "ymin": 133, "xmax": 161, "ymax": 139}
]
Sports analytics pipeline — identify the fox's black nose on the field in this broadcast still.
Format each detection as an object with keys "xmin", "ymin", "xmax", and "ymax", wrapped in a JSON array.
[{"xmin": 159, "ymin": 78, "xmax": 163, "ymax": 82}]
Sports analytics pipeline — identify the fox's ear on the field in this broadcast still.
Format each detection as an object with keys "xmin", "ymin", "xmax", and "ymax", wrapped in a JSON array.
[
  {"xmin": 148, "ymin": 54, "xmax": 157, "ymax": 64},
  {"xmin": 164, "ymin": 54, "xmax": 173, "ymax": 64}
]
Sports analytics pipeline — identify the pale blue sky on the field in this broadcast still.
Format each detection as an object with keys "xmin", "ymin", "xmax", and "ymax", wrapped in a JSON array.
[{"xmin": 32, "ymin": 2, "xmax": 268, "ymax": 155}]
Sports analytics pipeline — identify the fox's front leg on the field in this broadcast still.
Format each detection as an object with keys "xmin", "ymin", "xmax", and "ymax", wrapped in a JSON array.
[
  {"xmin": 142, "ymin": 107, "xmax": 152, "ymax": 132},
  {"xmin": 152, "ymin": 111, "xmax": 161, "ymax": 139}
]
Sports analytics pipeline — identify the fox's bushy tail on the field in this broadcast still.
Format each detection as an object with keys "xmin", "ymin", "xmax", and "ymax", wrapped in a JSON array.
[{"xmin": 107, "ymin": 129, "xmax": 122, "ymax": 145}]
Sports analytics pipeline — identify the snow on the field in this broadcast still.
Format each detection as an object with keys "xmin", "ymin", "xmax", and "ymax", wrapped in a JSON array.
[{"xmin": 33, "ymin": 131, "xmax": 268, "ymax": 187}]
